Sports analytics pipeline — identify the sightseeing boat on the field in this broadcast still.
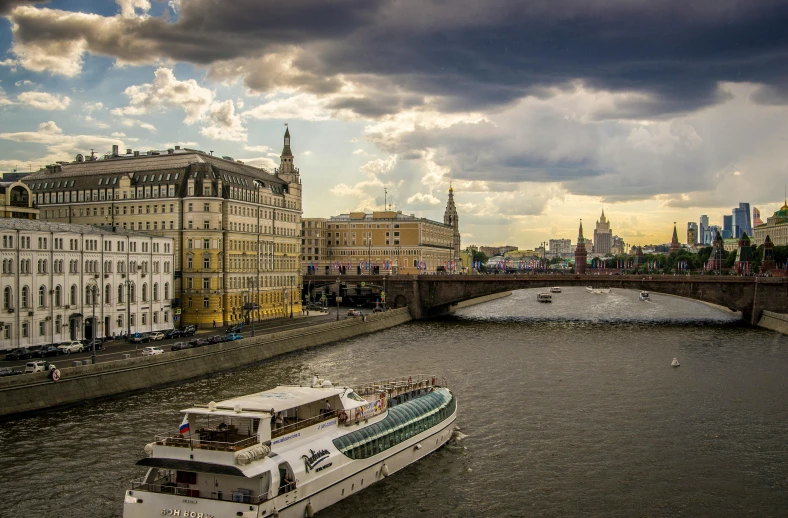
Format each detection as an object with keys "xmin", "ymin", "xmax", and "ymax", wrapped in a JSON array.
[
  {"xmin": 549, "ymin": 287, "xmax": 562, "ymax": 293},
  {"xmin": 123, "ymin": 375, "xmax": 456, "ymax": 518},
  {"xmin": 536, "ymin": 292, "xmax": 553, "ymax": 303}
]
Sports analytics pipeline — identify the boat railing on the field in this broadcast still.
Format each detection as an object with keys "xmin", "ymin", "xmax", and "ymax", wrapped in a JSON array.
[
  {"xmin": 354, "ymin": 374, "xmax": 446, "ymax": 398},
  {"xmin": 129, "ymin": 477, "xmax": 268, "ymax": 503},
  {"xmin": 272, "ymin": 409, "xmax": 338, "ymax": 438},
  {"xmin": 153, "ymin": 432, "xmax": 258, "ymax": 452}
]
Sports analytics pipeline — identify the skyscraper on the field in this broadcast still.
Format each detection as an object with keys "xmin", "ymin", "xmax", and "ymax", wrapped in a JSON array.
[
  {"xmin": 593, "ymin": 209, "xmax": 612, "ymax": 254},
  {"xmin": 732, "ymin": 202, "xmax": 752, "ymax": 238},
  {"xmin": 699, "ymin": 215, "xmax": 709, "ymax": 244},
  {"xmin": 722, "ymin": 215, "xmax": 733, "ymax": 239},
  {"xmin": 753, "ymin": 207, "xmax": 762, "ymax": 227}
]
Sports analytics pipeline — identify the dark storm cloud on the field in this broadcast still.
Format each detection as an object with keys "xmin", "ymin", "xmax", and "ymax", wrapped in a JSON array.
[
  {"xmin": 8, "ymin": 0, "xmax": 788, "ymax": 117},
  {"xmin": 0, "ymin": 0, "xmax": 44, "ymax": 14}
]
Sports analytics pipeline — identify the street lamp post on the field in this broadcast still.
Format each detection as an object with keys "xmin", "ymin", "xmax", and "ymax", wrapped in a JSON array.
[
  {"xmin": 87, "ymin": 278, "xmax": 97, "ymax": 364},
  {"xmin": 289, "ymin": 277, "xmax": 293, "ymax": 318},
  {"xmin": 336, "ymin": 277, "xmax": 341, "ymax": 321}
]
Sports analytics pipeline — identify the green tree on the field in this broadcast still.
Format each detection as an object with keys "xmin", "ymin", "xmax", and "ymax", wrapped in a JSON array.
[{"xmin": 471, "ymin": 251, "xmax": 488, "ymax": 272}]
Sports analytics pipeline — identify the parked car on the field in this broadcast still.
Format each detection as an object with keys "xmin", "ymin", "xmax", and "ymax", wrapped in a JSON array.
[
  {"xmin": 189, "ymin": 338, "xmax": 210, "ymax": 347},
  {"xmin": 24, "ymin": 361, "xmax": 55, "ymax": 374},
  {"xmin": 85, "ymin": 340, "xmax": 104, "ymax": 351},
  {"xmin": 347, "ymin": 309, "xmax": 363, "ymax": 317},
  {"xmin": 206, "ymin": 335, "xmax": 223, "ymax": 345},
  {"xmin": 149, "ymin": 332, "xmax": 165, "ymax": 341},
  {"xmin": 226, "ymin": 324, "xmax": 243, "ymax": 334},
  {"xmin": 170, "ymin": 342, "xmax": 192, "ymax": 351},
  {"xmin": 224, "ymin": 333, "xmax": 243, "ymax": 341},
  {"xmin": 141, "ymin": 347, "xmax": 164, "ymax": 356},
  {"xmin": 164, "ymin": 329, "xmax": 183, "ymax": 339},
  {"xmin": 27, "ymin": 346, "xmax": 44, "ymax": 357},
  {"xmin": 181, "ymin": 325, "xmax": 197, "ymax": 337},
  {"xmin": 0, "ymin": 366, "xmax": 22, "ymax": 376},
  {"xmin": 57, "ymin": 341, "xmax": 84, "ymax": 354},
  {"xmin": 33, "ymin": 345, "xmax": 63, "ymax": 358},
  {"xmin": 5, "ymin": 347, "xmax": 32, "ymax": 361},
  {"xmin": 130, "ymin": 333, "xmax": 152, "ymax": 344}
]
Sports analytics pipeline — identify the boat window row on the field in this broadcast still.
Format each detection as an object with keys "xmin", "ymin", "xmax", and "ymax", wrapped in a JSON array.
[{"xmin": 333, "ymin": 389, "xmax": 455, "ymax": 460}]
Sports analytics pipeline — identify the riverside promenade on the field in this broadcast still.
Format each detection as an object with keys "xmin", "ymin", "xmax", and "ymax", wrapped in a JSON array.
[{"xmin": 0, "ymin": 308, "xmax": 412, "ymax": 419}]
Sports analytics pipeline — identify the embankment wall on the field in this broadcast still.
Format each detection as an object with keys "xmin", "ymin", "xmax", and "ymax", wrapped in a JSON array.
[
  {"xmin": 756, "ymin": 310, "xmax": 788, "ymax": 335},
  {"xmin": 0, "ymin": 308, "xmax": 412, "ymax": 419},
  {"xmin": 452, "ymin": 291, "xmax": 512, "ymax": 309}
]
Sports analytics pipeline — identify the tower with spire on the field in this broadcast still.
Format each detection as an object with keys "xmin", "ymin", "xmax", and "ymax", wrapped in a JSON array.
[
  {"xmin": 593, "ymin": 208, "xmax": 613, "ymax": 254},
  {"xmin": 443, "ymin": 184, "xmax": 461, "ymax": 269},
  {"xmin": 669, "ymin": 222, "xmax": 681, "ymax": 254},
  {"xmin": 574, "ymin": 219, "xmax": 587, "ymax": 274},
  {"xmin": 276, "ymin": 126, "xmax": 301, "ymax": 196}
]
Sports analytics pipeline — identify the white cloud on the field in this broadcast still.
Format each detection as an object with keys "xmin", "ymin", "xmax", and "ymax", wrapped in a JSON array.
[
  {"xmin": 352, "ymin": 149, "xmax": 364, "ymax": 155},
  {"xmin": 14, "ymin": 80, "xmax": 35, "ymax": 87},
  {"xmin": 237, "ymin": 156, "xmax": 276, "ymax": 170},
  {"xmin": 114, "ymin": 67, "xmax": 214, "ymax": 123},
  {"xmin": 165, "ymin": 141, "xmax": 198, "ymax": 148},
  {"xmin": 199, "ymin": 100, "xmax": 247, "ymax": 142},
  {"xmin": 244, "ymin": 93, "xmax": 332, "ymax": 121},
  {"xmin": 84, "ymin": 115, "xmax": 110, "ymax": 129},
  {"xmin": 17, "ymin": 91, "xmax": 71, "ymax": 110},
  {"xmin": 303, "ymin": 150, "xmax": 312, "ymax": 156},
  {"xmin": 0, "ymin": 121, "xmax": 125, "ymax": 170},
  {"xmin": 84, "ymin": 101, "xmax": 104, "ymax": 113},
  {"xmin": 120, "ymin": 118, "xmax": 156, "ymax": 131},
  {"xmin": 111, "ymin": 132, "xmax": 126, "ymax": 137},
  {"xmin": 116, "ymin": 0, "xmax": 151, "ymax": 19},
  {"xmin": 244, "ymin": 144, "xmax": 271, "ymax": 152},
  {"xmin": 0, "ymin": 88, "xmax": 12, "ymax": 107},
  {"xmin": 407, "ymin": 193, "xmax": 441, "ymax": 204}
]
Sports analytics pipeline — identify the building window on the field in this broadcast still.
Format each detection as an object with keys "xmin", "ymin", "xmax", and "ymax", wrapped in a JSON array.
[
  {"xmin": 164, "ymin": 282, "xmax": 169, "ymax": 299},
  {"xmin": 142, "ymin": 313, "xmax": 146, "ymax": 325},
  {"xmin": 203, "ymin": 220, "xmax": 210, "ymax": 230},
  {"xmin": 153, "ymin": 312, "xmax": 158, "ymax": 324},
  {"xmin": 187, "ymin": 257, "xmax": 193, "ymax": 269},
  {"xmin": 21, "ymin": 286, "xmax": 29, "ymax": 308},
  {"xmin": 203, "ymin": 278, "xmax": 210, "ymax": 289},
  {"xmin": 3, "ymin": 287, "xmax": 10, "ymax": 309},
  {"xmin": 39, "ymin": 321, "xmax": 45, "ymax": 336},
  {"xmin": 38, "ymin": 285, "xmax": 45, "ymax": 307},
  {"xmin": 203, "ymin": 256, "xmax": 210, "ymax": 269},
  {"xmin": 22, "ymin": 322, "xmax": 28, "ymax": 338},
  {"xmin": 130, "ymin": 314, "xmax": 135, "ymax": 327},
  {"xmin": 203, "ymin": 297, "xmax": 209, "ymax": 308},
  {"xmin": 164, "ymin": 311, "xmax": 169, "ymax": 323},
  {"xmin": 203, "ymin": 238, "xmax": 210, "ymax": 249},
  {"xmin": 203, "ymin": 203, "xmax": 210, "ymax": 212}
]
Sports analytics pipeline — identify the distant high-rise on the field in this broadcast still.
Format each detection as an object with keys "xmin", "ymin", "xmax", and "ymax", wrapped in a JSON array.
[
  {"xmin": 722, "ymin": 215, "xmax": 733, "ymax": 239},
  {"xmin": 687, "ymin": 222, "xmax": 698, "ymax": 245},
  {"xmin": 753, "ymin": 207, "xmax": 762, "ymax": 227},
  {"xmin": 732, "ymin": 202, "xmax": 752, "ymax": 238},
  {"xmin": 593, "ymin": 209, "xmax": 613, "ymax": 254},
  {"xmin": 549, "ymin": 239, "xmax": 571, "ymax": 255},
  {"xmin": 699, "ymin": 215, "xmax": 709, "ymax": 244}
]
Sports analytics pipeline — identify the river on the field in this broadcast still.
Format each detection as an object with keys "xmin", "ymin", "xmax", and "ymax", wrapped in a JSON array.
[{"xmin": 1, "ymin": 287, "xmax": 787, "ymax": 517}]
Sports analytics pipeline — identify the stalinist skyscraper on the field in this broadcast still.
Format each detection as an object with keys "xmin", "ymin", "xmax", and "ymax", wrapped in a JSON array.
[{"xmin": 593, "ymin": 209, "xmax": 613, "ymax": 254}]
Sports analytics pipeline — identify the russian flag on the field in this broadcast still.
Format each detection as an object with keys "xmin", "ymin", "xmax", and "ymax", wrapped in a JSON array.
[{"xmin": 179, "ymin": 416, "xmax": 190, "ymax": 435}]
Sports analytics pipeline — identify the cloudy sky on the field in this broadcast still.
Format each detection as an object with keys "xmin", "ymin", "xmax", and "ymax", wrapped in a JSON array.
[{"xmin": 1, "ymin": 0, "xmax": 787, "ymax": 248}]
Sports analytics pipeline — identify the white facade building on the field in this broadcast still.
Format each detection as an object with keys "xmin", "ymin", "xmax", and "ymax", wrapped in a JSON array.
[{"xmin": 0, "ymin": 220, "xmax": 174, "ymax": 350}]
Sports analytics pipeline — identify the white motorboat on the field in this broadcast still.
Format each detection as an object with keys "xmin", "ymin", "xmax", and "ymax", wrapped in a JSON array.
[
  {"xmin": 537, "ymin": 292, "xmax": 553, "ymax": 303},
  {"xmin": 550, "ymin": 287, "xmax": 562, "ymax": 293},
  {"xmin": 123, "ymin": 375, "xmax": 456, "ymax": 518},
  {"xmin": 671, "ymin": 358, "xmax": 680, "ymax": 367},
  {"xmin": 586, "ymin": 287, "xmax": 611, "ymax": 294},
  {"xmin": 639, "ymin": 291, "xmax": 650, "ymax": 301}
]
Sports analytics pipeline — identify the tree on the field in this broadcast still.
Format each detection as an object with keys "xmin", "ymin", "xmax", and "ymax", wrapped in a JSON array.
[{"xmin": 471, "ymin": 251, "xmax": 488, "ymax": 272}]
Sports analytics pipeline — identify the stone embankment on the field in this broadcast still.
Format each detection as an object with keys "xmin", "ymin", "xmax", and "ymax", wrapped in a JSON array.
[
  {"xmin": 756, "ymin": 311, "xmax": 788, "ymax": 335},
  {"xmin": 452, "ymin": 291, "xmax": 512, "ymax": 309},
  {"xmin": 0, "ymin": 308, "xmax": 412, "ymax": 419}
]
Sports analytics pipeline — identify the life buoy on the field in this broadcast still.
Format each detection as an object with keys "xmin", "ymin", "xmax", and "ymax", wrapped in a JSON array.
[
  {"xmin": 50, "ymin": 368, "xmax": 61, "ymax": 382},
  {"xmin": 338, "ymin": 411, "xmax": 348, "ymax": 423}
]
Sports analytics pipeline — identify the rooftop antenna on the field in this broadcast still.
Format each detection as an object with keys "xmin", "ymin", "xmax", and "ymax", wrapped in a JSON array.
[{"xmin": 384, "ymin": 187, "xmax": 388, "ymax": 210}]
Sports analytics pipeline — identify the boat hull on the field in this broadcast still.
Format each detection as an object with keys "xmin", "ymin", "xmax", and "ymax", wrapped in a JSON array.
[{"xmin": 123, "ymin": 405, "xmax": 458, "ymax": 518}]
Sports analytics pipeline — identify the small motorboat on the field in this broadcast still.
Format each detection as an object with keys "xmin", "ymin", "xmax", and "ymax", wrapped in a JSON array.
[
  {"xmin": 550, "ymin": 287, "xmax": 562, "ymax": 293},
  {"xmin": 639, "ymin": 291, "xmax": 649, "ymax": 301},
  {"xmin": 536, "ymin": 292, "xmax": 552, "ymax": 303},
  {"xmin": 671, "ymin": 357, "xmax": 680, "ymax": 367}
]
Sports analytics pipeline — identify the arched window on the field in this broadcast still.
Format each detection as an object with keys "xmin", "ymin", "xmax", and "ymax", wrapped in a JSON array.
[
  {"xmin": 105, "ymin": 284, "xmax": 111, "ymax": 304},
  {"xmin": 85, "ymin": 260, "xmax": 91, "ymax": 273},
  {"xmin": 118, "ymin": 284, "xmax": 124, "ymax": 304},
  {"xmin": 38, "ymin": 285, "xmax": 45, "ymax": 307},
  {"xmin": 118, "ymin": 261, "xmax": 124, "ymax": 273},
  {"xmin": 70, "ymin": 284, "xmax": 77, "ymax": 306},
  {"xmin": 21, "ymin": 286, "xmax": 29, "ymax": 308},
  {"xmin": 3, "ymin": 287, "xmax": 11, "ymax": 309},
  {"xmin": 42, "ymin": 259, "xmax": 47, "ymax": 273},
  {"xmin": 129, "ymin": 283, "xmax": 135, "ymax": 303},
  {"xmin": 55, "ymin": 286, "xmax": 62, "ymax": 306},
  {"xmin": 85, "ymin": 286, "xmax": 92, "ymax": 305},
  {"xmin": 153, "ymin": 283, "xmax": 158, "ymax": 301},
  {"xmin": 142, "ymin": 283, "xmax": 148, "ymax": 302}
]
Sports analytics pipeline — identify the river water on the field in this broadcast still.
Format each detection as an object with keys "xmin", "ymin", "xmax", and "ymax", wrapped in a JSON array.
[{"xmin": 1, "ymin": 287, "xmax": 787, "ymax": 517}]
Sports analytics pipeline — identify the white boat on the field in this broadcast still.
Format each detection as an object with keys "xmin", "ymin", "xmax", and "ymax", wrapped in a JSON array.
[
  {"xmin": 639, "ymin": 291, "xmax": 649, "ymax": 301},
  {"xmin": 671, "ymin": 358, "xmax": 680, "ymax": 367},
  {"xmin": 123, "ymin": 375, "xmax": 456, "ymax": 518},
  {"xmin": 537, "ymin": 292, "xmax": 553, "ymax": 303},
  {"xmin": 550, "ymin": 287, "xmax": 562, "ymax": 293},
  {"xmin": 585, "ymin": 287, "xmax": 612, "ymax": 294}
]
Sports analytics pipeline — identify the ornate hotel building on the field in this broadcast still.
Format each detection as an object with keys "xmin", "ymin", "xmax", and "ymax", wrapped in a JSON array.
[
  {"xmin": 22, "ymin": 129, "xmax": 303, "ymax": 326},
  {"xmin": 753, "ymin": 202, "xmax": 788, "ymax": 246},
  {"xmin": 301, "ymin": 188, "xmax": 460, "ymax": 275},
  {"xmin": 0, "ymin": 219, "xmax": 173, "ymax": 350}
]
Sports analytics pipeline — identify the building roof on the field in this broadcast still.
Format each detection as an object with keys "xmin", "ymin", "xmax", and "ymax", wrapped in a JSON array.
[
  {"xmin": 22, "ymin": 150, "xmax": 287, "ymax": 194},
  {"xmin": 193, "ymin": 385, "xmax": 347, "ymax": 414},
  {"xmin": 328, "ymin": 211, "xmax": 452, "ymax": 227},
  {"xmin": 0, "ymin": 218, "xmax": 168, "ymax": 238}
]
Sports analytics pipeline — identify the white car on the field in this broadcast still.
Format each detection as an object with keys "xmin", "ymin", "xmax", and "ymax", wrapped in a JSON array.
[
  {"xmin": 149, "ymin": 332, "xmax": 165, "ymax": 341},
  {"xmin": 141, "ymin": 346, "xmax": 164, "ymax": 356},
  {"xmin": 24, "ymin": 361, "xmax": 55, "ymax": 373},
  {"xmin": 57, "ymin": 341, "xmax": 84, "ymax": 354}
]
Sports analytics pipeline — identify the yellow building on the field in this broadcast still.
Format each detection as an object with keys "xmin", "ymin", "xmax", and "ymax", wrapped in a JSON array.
[
  {"xmin": 753, "ymin": 203, "xmax": 788, "ymax": 245},
  {"xmin": 0, "ymin": 181, "xmax": 39, "ymax": 220},
  {"xmin": 301, "ymin": 218, "xmax": 328, "ymax": 274},
  {"xmin": 22, "ymin": 131, "xmax": 302, "ymax": 326}
]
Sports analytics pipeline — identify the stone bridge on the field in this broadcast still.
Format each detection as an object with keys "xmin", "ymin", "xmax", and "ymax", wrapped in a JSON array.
[{"xmin": 305, "ymin": 274, "xmax": 788, "ymax": 324}]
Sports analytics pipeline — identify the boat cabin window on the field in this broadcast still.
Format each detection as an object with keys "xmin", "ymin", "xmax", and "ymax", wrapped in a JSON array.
[
  {"xmin": 176, "ymin": 471, "xmax": 197, "ymax": 485},
  {"xmin": 346, "ymin": 391, "xmax": 365, "ymax": 402},
  {"xmin": 278, "ymin": 463, "xmax": 295, "ymax": 494}
]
